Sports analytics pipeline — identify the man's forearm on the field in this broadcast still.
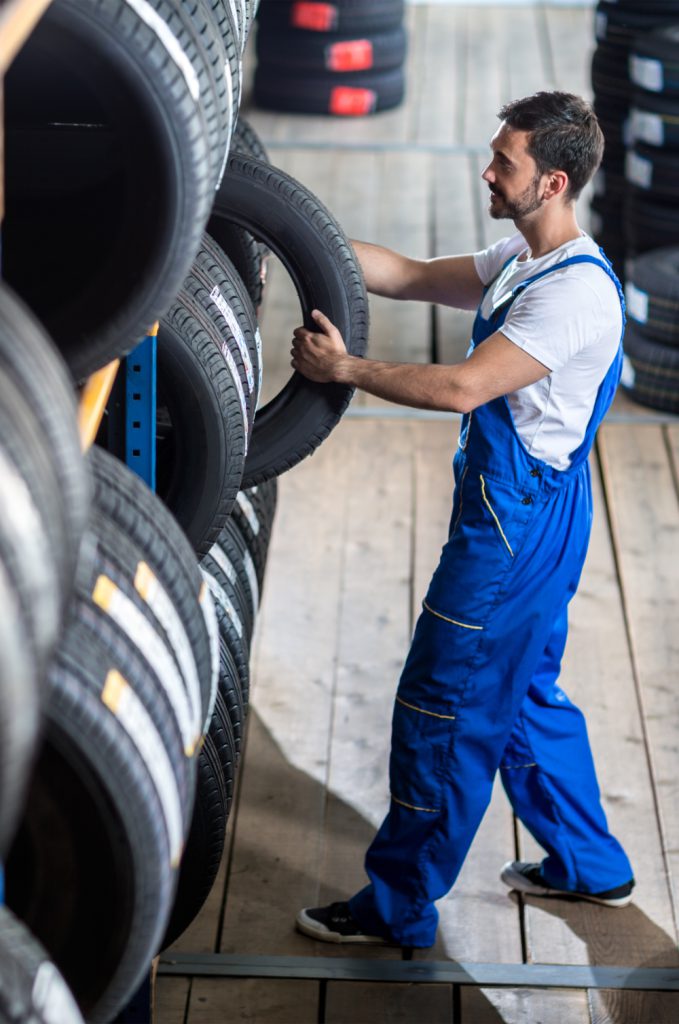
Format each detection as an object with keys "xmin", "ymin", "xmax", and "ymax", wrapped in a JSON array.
[
  {"xmin": 350, "ymin": 240, "xmax": 419, "ymax": 299},
  {"xmin": 335, "ymin": 354, "xmax": 473, "ymax": 414}
]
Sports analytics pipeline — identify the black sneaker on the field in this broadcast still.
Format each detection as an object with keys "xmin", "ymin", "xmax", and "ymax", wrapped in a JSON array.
[
  {"xmin": 296, "ymin": 901, "xmax": 388, "ymax": 944},
  {"xmin": 500, "ymin": 860, "xmax": 635, "ymax": 907}
]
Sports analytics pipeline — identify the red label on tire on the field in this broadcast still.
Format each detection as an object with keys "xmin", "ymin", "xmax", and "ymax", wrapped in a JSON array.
[
  {"xmin": 329, "ymin": 87, "xmax": 377, "ymax": 116},
  {"xmin": 326, "ymin": 40, "xmax": 374, "ymax": 72},
  {"xmin": 291, "ymin": 2, "xmax": 338, "ymax": 31}
]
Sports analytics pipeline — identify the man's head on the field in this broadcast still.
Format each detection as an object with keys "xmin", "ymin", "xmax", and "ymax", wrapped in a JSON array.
[{"xmin": 482, "ymin": 92, "xmax": 604, "ymax": 222}]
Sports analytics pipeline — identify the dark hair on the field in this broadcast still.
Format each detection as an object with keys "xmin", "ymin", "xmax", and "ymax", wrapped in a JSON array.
[{"xmin": 498, "ymin": 92, "xmax": 604, "ymax": 201}]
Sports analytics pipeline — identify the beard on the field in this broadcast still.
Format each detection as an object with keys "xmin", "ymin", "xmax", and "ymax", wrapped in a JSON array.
[{"xmin": 489, "ymin": 176, "xmax": 543, "ymax": 220}]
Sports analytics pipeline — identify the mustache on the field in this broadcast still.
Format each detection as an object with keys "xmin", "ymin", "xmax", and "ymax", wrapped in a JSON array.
[{"xmin": 489, "ymin": 185, "xmax": 504, "ymax": 198}]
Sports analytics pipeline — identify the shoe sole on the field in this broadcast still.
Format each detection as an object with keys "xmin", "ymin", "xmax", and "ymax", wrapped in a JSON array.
[
  {"xmin": 296, "ymin": 909, "xmax": 388, "ymax": 944},
  {"xmin": 500, "ymin": 862, "xmax": 633, "ymax": 908}
]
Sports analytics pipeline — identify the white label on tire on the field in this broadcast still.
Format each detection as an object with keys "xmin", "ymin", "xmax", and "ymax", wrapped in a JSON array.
[
  {"xmin": 210, "ymin": 285, "xmax": 255, "ymax": 392},
  {"xmin": 625, "ymin": 151, "xmax": 653, "ymax": 189},
  {"xmin": 102, "ymin": 669, "xmax": 183, "ymax": 866},
  {"xmin": 630, "ymin": 109, "xmax": 664, "ymax": 146},
  {"xmin": 625, "ymin": 282, "xmax": 649, "ymax": 324},
  {"xmin": 124, "ymin": 0, "xmax": 200, "ymax": 102},
  {"xmin": 33, "ymin": 962, "xmax": 84, "ymax": 1024},
  {"xmin": 236, "ymin": 491, "xmax": 260, "ymax": 536},
  {"xmin": 198, "ymin": 581, "xmax": 220, "ymax": 730},
  {"xmin": 93, "ymin": 575, "xmax": 198, "ymax": 756},
  {"xmin": 201, "ymin": 569, "xmax": 243, "ymax": 639},
  {"xmin": 595, "ymin": 12, "xmax": 607, "ymax": 41},
  {"xmin": 242, "ymin": 548, "xmax": 260, "ymax": 612},
  {"xmin": 208, "ymin": 542, "xmax": 237, "ymax": 586},
  {"xmin": 134, "ymin": 562, "xmax": 202, "ymax": 744},
  {"xmin": 630, "ymin": 55, "xmax": 664, "ymax": 93},
  {"xmin": 621, "ymin": 353, "xmax": 636, "ymax": 388},
  {"xmin": 220, "ymin": 341, "xmax": 250, "ymax": 450}
]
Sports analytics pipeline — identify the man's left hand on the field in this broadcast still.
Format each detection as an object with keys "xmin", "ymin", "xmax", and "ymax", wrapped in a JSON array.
[{"xmin": 291, "ymin": 309, "xmax": 349, "ymax": 383}]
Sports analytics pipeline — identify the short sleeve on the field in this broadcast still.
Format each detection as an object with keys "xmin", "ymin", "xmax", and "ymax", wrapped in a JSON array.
[
  {"xmin": 473, "ymin": 234, "xmax": 525, "ymax": 285},
  {"xmin": 499, "ymin": 273, "xmax": 612, "ymax": 372}
]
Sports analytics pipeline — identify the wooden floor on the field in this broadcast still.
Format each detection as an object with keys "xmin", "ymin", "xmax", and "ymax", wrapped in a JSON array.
[{"xmin": 156, "ymin": 5, "xmax": 679, "ymax": 1022}]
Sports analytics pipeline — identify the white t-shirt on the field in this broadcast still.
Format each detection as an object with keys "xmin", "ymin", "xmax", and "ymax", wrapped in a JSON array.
[{"xmin": 472, "ymin": 232, "xmax": 623, "ymax": 470}]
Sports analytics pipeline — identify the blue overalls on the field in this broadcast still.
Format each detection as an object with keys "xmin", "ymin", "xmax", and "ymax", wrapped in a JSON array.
[{"xmin": 349, "ymin": 252, "xmax": 634, "ymax": 948}]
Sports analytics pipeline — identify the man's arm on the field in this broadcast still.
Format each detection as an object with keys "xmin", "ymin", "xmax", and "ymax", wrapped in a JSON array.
[
  {"xmin": 352, "ymin": 241, "xmax": 484, "ymax": 311},
  {"xmin": 291, "ymin": 310, "xmax": 550, "ymax": 415}
]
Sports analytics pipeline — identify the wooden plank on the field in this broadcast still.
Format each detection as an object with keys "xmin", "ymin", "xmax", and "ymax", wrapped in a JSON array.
[
  {"xmin": 600, "ymin": 423, "xmax": 679, "ymax": 939},
  {"xmin": 518, "ymin": 442, "xmax": 678, "ymax": 986},
  {"xmin": 187, "ymin": 978, "xmax": 319, "ymax": 1023},
  {"xmin": 154, "ymin": 976, "xmax": 191, "ymax": 1024},
  {"xmin": 217, "ymin": 421, "xmax": 356, "ymax": 958},
  {"xmin": 588, "ymin": 989, "xmax": 679, "ymax": 1023},
  {"xmin": 506, "ymin": 4, "xmax": 554, "ymax": 100},
  {"xmin": 325, "ymin": 980, "xmax": 452, "ymax": 1023},
  {"xmin": 317, "ymin": 420, "xmax": 413, "ymax": 961},
  {"xmin": 462, "ymin": 986, "xmax": 590, "ymax": 1023},
  {"xmin": 461, "ymin": 6, "xmax": 506, "ymax": 148},
  {"xmin": 413, "ymin": 4, "xmax": 464, "ymax": 146}
]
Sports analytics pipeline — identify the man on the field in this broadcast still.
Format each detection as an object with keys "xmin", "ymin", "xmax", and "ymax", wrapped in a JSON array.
[{"xmin": 291, "ymin": 92, "xmax": 634, "ymax": 949}]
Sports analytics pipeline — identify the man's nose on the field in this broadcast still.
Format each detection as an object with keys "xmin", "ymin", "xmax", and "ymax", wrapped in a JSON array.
[{"xmin": 481, "ymin": 162, "xmax": 494, "ymax": 183}]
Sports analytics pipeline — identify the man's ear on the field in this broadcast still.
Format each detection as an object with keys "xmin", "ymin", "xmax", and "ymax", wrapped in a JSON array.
[{"xmin": 542, "ymin": 169, "xmax": 569, "ymax": 202}]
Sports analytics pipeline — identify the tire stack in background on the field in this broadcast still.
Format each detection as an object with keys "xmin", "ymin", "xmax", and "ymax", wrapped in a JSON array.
[
  {"xmin": 253, "ymin": 0, "xmax": 408, "ymax": 115},
  {"xmin": 622, "ymin": 249, "xmax": 679, "ymax": 412},
  {"xmin": 589, "ymin": 0, "xmax": 679, "ymax": 280}
]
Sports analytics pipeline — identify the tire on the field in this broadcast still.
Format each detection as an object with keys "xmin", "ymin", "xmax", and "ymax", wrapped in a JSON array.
[
  {"xmin": 6, "ymin": 617, "xmax": 184, "ymax": 1022},
  {"xmin": 213, "ymin": 154, "xmax": 369, "ymax": 484},
  {"xmin": 622, "ymin": 321, "xmax": 679, "ymax": 412},
  {"xmin": 256, "ymin": 0, "xmax": 405, "ymax": 34},
  {"xmin": 210, "ymin": 516, "xmax": 260, "ymax": 628},
  {"xmin": 624, "ymin": 191, "xmax": 679, "ymax": 255},
  {"xmin": 626, "ymin": 246, "xmax": 679, "ymax": 346},
  {"xmin": 233, "ymin": 116, "xmax": 270, "ymax": 163},
  {"xmin": 591, "ymin": 42, "xmax": 631, "ymax": 104},
  {"xmin": 160, "ymin": 711, "xmax": 231, "ymax": 949},
  {"xmin": 156, "ymin": 290, "xmax": 247, "ymax": 554},
  {"xmin": 595, "ymin": 2, "xmax": 678, "ymax": 49},
  {"xmin": 218, "ymin": 637, "xmax": 246, "ymax": 756},
  {"xmin": 594, "ymin": 95, "xmax": 631, "ymax": 152},
  {"xmin": 89, "ymin": 445, "xmax": 218, "ymax": 734},
  {"xmin": 253, "ymin": 64, "xmax": 405, "ymax": 115},
  {"xmin": 629, "ymin": 90, "xmax": 679, "ymax": 150},
  {"xmin": 231, "ymin": 485, "xmax": 277, "ymax": 593},
  {"xmin": 0, "ymin": 282, "xmax": 89, "ymax": 589},
  {"xmin": 201, "ymin": 542, "xmax": 254, "ymax": 646},
  {"xmin": 201, "ymin": 566, "xmax": 251, "ymax": 707},
  {"xmin": 0, "ymin": 905, "xmax": 84, "ymax": 1024},
  {"xmin": 256, "ymin": 24, "xmax": 407, "ymax": 74},
  {"xmin": 625, "ymin": 142, "xmax": 679, "ymax": 200},
  {"xmin": 630, "ymin": 24, "xmax": 679, "ymax": 96},
  {"xmin": 3, "ymin": 0, "xmax": 213, "ymax": 380}
]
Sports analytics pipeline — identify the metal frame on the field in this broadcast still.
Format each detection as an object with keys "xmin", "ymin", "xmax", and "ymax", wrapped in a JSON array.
[{"xmin": 158, "ymin": 953, "xmax": 679, "ymax": 992}]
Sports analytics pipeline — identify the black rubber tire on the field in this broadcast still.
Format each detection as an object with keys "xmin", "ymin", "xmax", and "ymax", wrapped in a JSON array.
[
  {"xmin": 201, "ymin": 542, "xmax": 254, "ymax": 645},
  {"xmin": 631, "ymin": 25, "xmax": 679, "ymax": 97},
  {"xmin": 6, "ymin": 617, "xmax": 183, "ymax": 1022},
  {"xmin": 0, "ymin": 905, "xmax": 85, "ymax": 1024},
  {"xmin": 626, "ymin": 246, "xmax": 679, "ymax": 346},
  {"xmin": 233, "ymin": 116, "xmax": 270, "ymax": 162},
  {"xmin": 630, "ymin": 90, "xmax": 679, "ymax": 150},
  {"xmin": 624, "ymin": 191, "xmax": 679, "ymax": 255},
  {"xmin": 160, "ymin": 714, "xmax": 230, "ymax": 949},
  {"xmin": 256, "ymin": 23, "xmax": 407, "ymax": 73},
  {"xmin": 595, "ymin": 2, "xmax": 679, "ymax": 49},
  {"xmin": 253, "ymin": 64, "xmax": 405, "ymax": 115},
  {"xmin": 256, "ymin": 0, "xmax": 405, "ymax": 34},
  {"xmin": 3, "ymin": 0, "xmax": 213, "ymax": 380},
  {"xmin": 156, "ymin": 290, "xmax": 247, "ymax": 554},
  {"xmin": 625, "ymin": 142, "xmax": 679, "ymax": 200},
  {"xmin": 231, "ymin": 485, "xmax": 277, "ymax": 593},
  {"xmin": 594, "ymin": 95, "xmax": 631, "ymax": 152},
  {"xmin": 213, "ymin": 154, "xmax": 369, "ymax": 485},
  {"xmin": 201, "ymin": 565, "xmax": 251, "ymax": 707},
  {"xmin": 218, "ymin": 637, "xmax": 246, "ymax": 756},
  {"xmin": 0, "ymin": 282, "xmax": 89, "ymax": 588},
  {"xmin": 210, "ymin": 516, "xmax": 260, "ymax": 629},
  {"xmin": 591, "ymin": 42, "xmax": 631, "ymax": 104},
  {"xmin": 622, "ymin": 321, "xmax": 679, "ymax": 412},
  {"xmin": 89, "ymin": 445, "xmax": 218, "ymax": 734}
]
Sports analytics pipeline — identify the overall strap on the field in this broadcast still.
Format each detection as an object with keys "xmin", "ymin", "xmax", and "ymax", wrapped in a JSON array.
[{"xmin": 491, "ymin": 253, "xmax": 626, "ymax": 317}]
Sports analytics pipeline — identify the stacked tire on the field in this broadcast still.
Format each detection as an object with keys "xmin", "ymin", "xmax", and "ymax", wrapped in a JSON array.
[
  {"xmin": 589, "ymin": 1, "xmax": 679, "ymax": 276},
  {"xmin": 253, "ymin": 0, "xmax": 407, "ymax": 115},
  {"xmin": 623, "ymin": 247, "xmax": 679, "ymax": 412},
  {"xmin": 626, "ymin": 22, "xmax": 679, "ymax": 255}
]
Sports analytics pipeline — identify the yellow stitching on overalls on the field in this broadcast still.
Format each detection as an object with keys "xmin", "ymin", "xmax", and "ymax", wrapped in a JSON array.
[
  {"xmin": 422, "ymin": 599, "xmax": 483, "ymax": 631},
  {"xmin": 396, "ymin": 695, "xmax": 456, "ymax": 720},
  {"xmin": 451, "ymin": 464, "xmax": 468, "ymax": 537},
  {"xmin": 479, "ymin": 474, "xmax": 514, "ymax": 557},
  {"xmin": 391, "ymin": 795, "xmax": 440, "ymax": 814},
  {"xmin": 458, "ymin": 409, "xmax": 473, "ymax": 450}
]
